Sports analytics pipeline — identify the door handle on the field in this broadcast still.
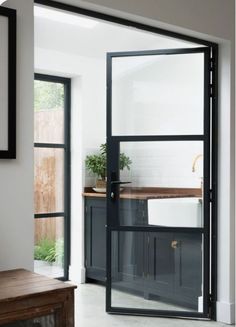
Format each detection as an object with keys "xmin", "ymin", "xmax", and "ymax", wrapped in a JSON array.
[
  {"xmin": 110, "ymin": 181, "xmax": 131, "ymax": 200},
  {"xmin": 111, "ymin": 181, "xmax": 131, "ymax": 185},
  {"xmin": 171, "ymin": 240, "xmax": 179, "ymax": 249}
]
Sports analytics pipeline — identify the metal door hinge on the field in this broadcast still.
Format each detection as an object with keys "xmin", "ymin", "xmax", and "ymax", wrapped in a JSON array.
[
  {"xmin": 210, "ymin": 85, "xmax": 213, "ymax": 97},
  {"xmin": 210, "ymin": 59, "xmax": 215, "ymax": 71},
  {"xmin": 208, "ymin": 293, "xmax": 216, "ymax": 320},
  {"xmin": 208, "ymin": 293, "xmax": 214, "ymax": 306},
  {"xmin": 209, "ymin": 189, "xmax": 213, "ymax": 202}
]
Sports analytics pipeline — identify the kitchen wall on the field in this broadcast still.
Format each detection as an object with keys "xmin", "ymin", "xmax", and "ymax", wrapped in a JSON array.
[{"xmin": 120, "ymin": 142, "xmax": 203, "ymax": 189}]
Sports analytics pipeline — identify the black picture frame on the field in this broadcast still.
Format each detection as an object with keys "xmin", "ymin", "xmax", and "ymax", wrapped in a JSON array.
[{"xmin": 0, "ymin": 7, "xmax": 16, "ymax": 159}]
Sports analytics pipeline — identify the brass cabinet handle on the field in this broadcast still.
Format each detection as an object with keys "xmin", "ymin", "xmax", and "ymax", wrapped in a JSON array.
[{"xmin": 171, "ymin": 240, "xmax": 178, "ymax": 249}]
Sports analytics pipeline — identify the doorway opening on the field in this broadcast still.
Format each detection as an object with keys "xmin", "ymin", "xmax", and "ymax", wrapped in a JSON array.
[
  {"xmin": 34, "ymin": 74, "xmax": 71, "ymax": 280},
  {"xmin": 34, "ymin": 0, "xmax": 217, "ymax": 320}
]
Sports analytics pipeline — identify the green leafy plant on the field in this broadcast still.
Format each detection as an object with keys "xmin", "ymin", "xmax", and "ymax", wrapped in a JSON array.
[
  {"xmin": 34, "ymin": 238, "xmax": 64, "ymax": 264},
  {"xmin": 34, "ymin": 80, "xmax": 64, "ymax": 112},
  {"xmin": 85, "ymin": 143, "xmax": 132, "ymax": 180},
  {"xmin": 34, "ymin": 239, "xmax": 55, "ymax": 262}
]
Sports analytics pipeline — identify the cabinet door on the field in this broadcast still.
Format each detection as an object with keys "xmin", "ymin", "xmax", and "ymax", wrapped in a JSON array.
[
  {"xmin": 117, "ymin": 231, "xmax": 144, "ymax": 284},
  {"xmin": 173, "ymin": 233, "xmax": 202, "ymax": 309},
  {"xmin": 119, "ymin": 199, "xmax": 145, "ymax": 226},
  {"xmin": 85, "ymin": 198, "xmax": 106, "ymax": 281},
  {"xmin": 146, "ymin": 232, "xmax": 174, "ymax": 298},
  {"xmin": 85, "ymin": 198, "xmax": 145, "ymax": 283},
  {"xmin": 146, "ymin": 232, "xmax": 202, "ymax": 309},
  {"xmin": 113, "ymin": 200, "xmax": 146, "ymax": 293}
]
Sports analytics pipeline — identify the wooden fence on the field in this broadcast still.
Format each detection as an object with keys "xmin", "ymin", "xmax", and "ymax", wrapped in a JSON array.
[{"xmin": 34, "ymin": 110, "xmax": 64, "ymax": 244}]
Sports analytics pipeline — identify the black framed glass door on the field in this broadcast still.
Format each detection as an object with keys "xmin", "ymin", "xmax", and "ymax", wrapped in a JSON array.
[
  {"xmin": 34, "ymin": 74, "xmax": 71, "ymax": 280},
  {"xmin": 106, "ymin": 47, "xmax": 213, "ymax": 318}
]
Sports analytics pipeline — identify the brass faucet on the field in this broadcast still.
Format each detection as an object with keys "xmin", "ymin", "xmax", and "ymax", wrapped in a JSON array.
[{"xmin": 192, "ymin": 154, "xmax": 203, "ymax": 173}]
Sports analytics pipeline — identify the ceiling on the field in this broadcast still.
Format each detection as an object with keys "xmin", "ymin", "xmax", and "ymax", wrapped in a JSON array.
[{"xmin": 34, "ymin": 5, "xmax": 197, "ymax": 59}]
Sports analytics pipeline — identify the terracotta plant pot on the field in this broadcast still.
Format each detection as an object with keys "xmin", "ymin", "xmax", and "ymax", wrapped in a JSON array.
[{"xmin": 96, "ymin": 179, "xmax": 106, "ymax": 189}]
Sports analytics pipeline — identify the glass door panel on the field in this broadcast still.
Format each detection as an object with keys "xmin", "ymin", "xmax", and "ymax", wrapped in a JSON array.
[
  {"xmin": 118, "ymin": 141, "xmax": 204, "ymax": 228},
  {"xmin": 34, "ymin": 216, "xmax": 64, "ymax": 279},
  {"xmin": 111, "ymin": 51, "xmax": 204, "ymax": 136},
  {"xmin": 34, "ymin": 147, "xmax": 64, "ymax": 214},
  {"xmin": 111, "ymin": 231, "xmax": 203, "ymax": 312},
  {"xmin": 34, "ymin": 74, "xmax": 70, "ymax": 280},
  {"xmin": 34, "ymin": 79, "xmax": 64, "ymax": 144},
  {"xmin": 107, "ymin": 47, "xmax": 211, "ymax": 319}
]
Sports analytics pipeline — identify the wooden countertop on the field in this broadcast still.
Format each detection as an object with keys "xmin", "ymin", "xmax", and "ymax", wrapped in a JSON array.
[{"xmin": 83, "ymin": 187, "xmax": 202, "ymax": 200}]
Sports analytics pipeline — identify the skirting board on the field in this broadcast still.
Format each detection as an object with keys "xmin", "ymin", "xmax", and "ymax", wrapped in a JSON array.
[
  {"xmin": 216, "ymin": 301, "xmax": 235, "ymax": 324},
  {"xmin": 69, "ymin": 265, "xmax": 86, "ymax": 284}
]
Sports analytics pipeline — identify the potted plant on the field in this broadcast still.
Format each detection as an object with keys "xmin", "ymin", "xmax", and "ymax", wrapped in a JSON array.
[{"xmin": 85, "ymin": 143, "xmax": 132, "ymax": 190}]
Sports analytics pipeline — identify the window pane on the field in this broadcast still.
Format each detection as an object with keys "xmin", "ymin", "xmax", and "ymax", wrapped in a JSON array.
[
  {"xmin": 34, "ymin": 80, "xmax": 64, "ymax": 143},
  {"xmin": 120, "ymin": 141, "xmax": 203, "ymax": 188},
  {"xmin": 111, "ymin": 231, "xmax": 203, "ymax": 312},
  {"xmin": 34, "ymin": 217, "xmax": 64, "ymax": 279},
  {"xmin": 119, "ymin": 141, "xmax": 203, "ymax": 227},
  {"xmin": 34, "ymin": 148, "xmax": 64, "ymax": 214},
  {"xmin": 112, "ymin": 53, "xmax": 204, "ymax": 136}
]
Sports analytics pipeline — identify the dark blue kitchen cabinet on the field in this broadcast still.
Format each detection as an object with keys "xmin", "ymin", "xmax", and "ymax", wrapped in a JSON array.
[
  {"xmin": 85, "ymin": 197, "xmax": 107, "ymax": 282},
  {"xmin": 84, "ymin": 195, "xmax": 202, "ymax": 310}
]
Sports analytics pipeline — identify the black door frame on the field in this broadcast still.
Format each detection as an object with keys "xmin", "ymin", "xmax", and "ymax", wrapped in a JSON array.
[
  {"xmin": 34, "ymin": 73, "xmax": 71, "ymax": 281},
  {"xmin": 106, "ymin": 46, "xmax": 211, "ymax": 319},
  {"xmin": 34, "ymin": 0, "xmax": 218, "ymax": 319}
]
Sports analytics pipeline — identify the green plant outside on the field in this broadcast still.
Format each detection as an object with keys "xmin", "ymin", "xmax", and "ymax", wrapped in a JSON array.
[
  {"xmin": 85, "ymin": 143, "xmax": 132, "ymax": 179},
  {"xmin": 34, "ymin": 80, "xmax": 64, "ymax": 112},
  {"xmin": 34, "ymin": 238, "xmax": 64, "ymax": 265}
]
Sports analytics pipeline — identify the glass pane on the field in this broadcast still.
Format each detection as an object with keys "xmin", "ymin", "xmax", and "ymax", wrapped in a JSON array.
[
  {"xmin": 34, "ymin": 148, "xmax": 64, "ymax": 214},
  {"xmin": 34, "ymin": 217, "xmax": 64, "ymax": 279},
  {"xmin": 111, "ymin": 231, "xmax": 203, "ymax": 312},
  {"xmin": 112, "ymin": 53, "xmax": 204, "ymax": 136},
  {"xmin": 34, "ymin": 80, "xmax": 64, "ymax": 143},
  {"xmin": 119, "ymin": 141, "xmax": 203, "ymax": 227}
]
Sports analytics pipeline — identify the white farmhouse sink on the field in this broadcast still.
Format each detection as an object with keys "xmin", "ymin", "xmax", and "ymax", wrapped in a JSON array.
[{"xmin": 147, "ymin": 197, "xmax": 202, "ymax": 227}]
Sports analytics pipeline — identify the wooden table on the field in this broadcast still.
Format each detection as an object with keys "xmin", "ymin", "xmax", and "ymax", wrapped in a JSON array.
[{"xmin": 0, "ymin": 269, "xmax": 77, "ymax": 326}]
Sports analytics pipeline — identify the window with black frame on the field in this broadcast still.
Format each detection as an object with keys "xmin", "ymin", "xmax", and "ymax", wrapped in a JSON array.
[{"xmin": 34, "ymin": 74, "xmax": 71, "ymax": 280}]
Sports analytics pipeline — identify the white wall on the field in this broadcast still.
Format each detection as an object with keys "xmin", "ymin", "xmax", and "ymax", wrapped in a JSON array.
[
  {"xmin": 217, "ymin": 43, "xmax": 235, "ymax": 324},
  {"xmin": 120, "ymin": 142, "xmax": 203, "ymax": 189},
  {"xmin": 35, "ymin": 47, "xmax": 106, "ymax": 282},
  {"xmin": 0, "ymin": 0, "xmax": 34, "ymax": 271}
]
